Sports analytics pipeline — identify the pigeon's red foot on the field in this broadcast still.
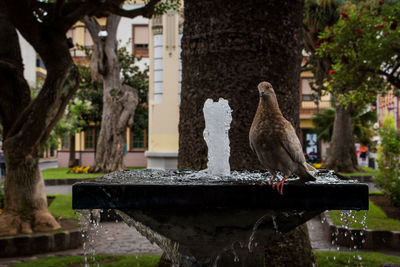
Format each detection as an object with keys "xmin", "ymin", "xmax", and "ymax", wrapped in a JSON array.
[
  {"xmin": 268, "ymin": 176, "xmax": 276, "ymax": 185},
  {"xmin": 271, "ymin": 177, "xmax": 287, "ymax": 195}
]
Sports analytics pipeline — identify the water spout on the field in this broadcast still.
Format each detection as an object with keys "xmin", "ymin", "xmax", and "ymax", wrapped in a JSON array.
[{"xmin": 203, "ymin": 98, "xmax": 232, "ymax": 176}]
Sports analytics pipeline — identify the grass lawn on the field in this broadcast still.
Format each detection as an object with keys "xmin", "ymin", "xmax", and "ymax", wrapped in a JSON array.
[
  {"xmin": 48, "ymin": 194, "xmax": 76, "ymax": 220},
  {"xmin": 340, "ymin": 166, "xmax": 379, "ymax": 177},
  {"xmin": 314, "ymin": 251, "xmax": 400, "ymax": 267},
  {"xmin": 11, "ymin": 254, "xmax": 162, "ymax": 267},
  {"xmin": 10, "ymin": 252, "xmax": 400, "ymax": 267},
  {"xmin": 42, "ymin": 168, "xmax": 102, "ymax": 179},
  {"xmin": 42, "ymin": 167, "xmax": 146, "ymax": 179},
  {"xmin": 329, "ymin": 200, "xmax": 400, "ymax": 231},
  {"xmin": 127, "ymin": 166, "xmax": 146, "ymax": 170}
]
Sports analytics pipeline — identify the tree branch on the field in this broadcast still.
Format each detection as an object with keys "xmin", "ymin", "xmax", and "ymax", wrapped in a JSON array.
[
  {"xmin": 109, "ymin": 0, "xmax": 162, "ymax": 18},
  {"xmin": 82, "ymin": 15, "xmax": 102, "ymax": 44},
  {"xmin": 105, "ymin": 14, "xmax": 121, "ymax": 41},
  {"xmin": 0, "ymin": 1, "xmax": 31, "ymax": 135}
]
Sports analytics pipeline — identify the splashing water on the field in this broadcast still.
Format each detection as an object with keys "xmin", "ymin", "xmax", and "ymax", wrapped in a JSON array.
[
  {"xmin": 76, "ymin": 209, "xmax": 102, "ymax": 267},
  {"xmin": 329, "ymin": 209, "xmax": 368, "ymax": 266},
  {"xmin": 203, "ymin": 98, "xmax": 232, "ymax": 176}
]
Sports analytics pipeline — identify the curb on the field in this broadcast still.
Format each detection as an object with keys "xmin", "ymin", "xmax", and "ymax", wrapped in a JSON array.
[
  {"xmin": 0, "ymin": 229, "xmax": 83, "ymax": 258},
  {"xmin": 322, "ymin": 211, "xmax": 400, "ymax": 251},
  {"xmin": 45, "ymin": 178, "xmax": 95, "ymax": 186}
]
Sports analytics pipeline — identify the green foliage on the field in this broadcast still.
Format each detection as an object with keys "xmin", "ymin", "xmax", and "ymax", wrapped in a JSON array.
[
  {"xmin": 303, "ymin": 0, "xmax": 341, "ymax": 91},
  {"xmin": 11, "ymin": 254, "xmax": 162, "ymax": 267},
  {"xmin": 75, "ymin": 64, "xmax": 103, "ymax": 125},
  {"xmin": 314, "ymin": 251, "xmax": 400, "ymax": 267},
  {"xmin": 312, "ymin": 108, "xmax": 335, "ymax": 142},
  {"xmin": 47, "ymin": 194, "xmax": 76, "ymax": 220},
  {"xmin": 312, "ymin": 106, "xmax": 376, "ymax": 144},
  {"xmin": 154, "ymin": 0, "xmax": 181, "ymax": 15},
  {"xmin": 375, "ymin": 113, "xmax": 400, "ymax": 206},
  {"xmin": 316, "ymin": 0, "xmax": 400, "ymax": 106},
  {"xmin": 330, "ymin": 200, "xmax": 400, "ymax": 231}
]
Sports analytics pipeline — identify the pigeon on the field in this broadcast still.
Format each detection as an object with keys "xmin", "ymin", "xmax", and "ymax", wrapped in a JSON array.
[{"xmin": 249, "ymin": 81, "xmax": 316, "ymax": 194}]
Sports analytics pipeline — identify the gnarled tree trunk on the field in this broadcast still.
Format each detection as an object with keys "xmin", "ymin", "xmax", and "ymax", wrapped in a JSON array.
[
  {"xmin": 179, "ymin": 0, "xmax": 315, "ymax": 266},
  {"xmin": 0, "ymin": 1, "xmax": 80, "ymax": 235},
  {"xmin": 324, "ymin": 104, "xmax": 359, "ymax": 172},
  {"xmin": 84, "ymin": 15, "xmax": 139, "ymax": 173}
]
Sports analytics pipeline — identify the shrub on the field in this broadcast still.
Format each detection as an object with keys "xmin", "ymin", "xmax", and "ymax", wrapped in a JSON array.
[
  {"xmin": 68, "ymin": 165, "xmax": 92, "ymax": 174},
  {"xmin": 375, "ymin": 113, "xmax": 400, "ymax": 207}
]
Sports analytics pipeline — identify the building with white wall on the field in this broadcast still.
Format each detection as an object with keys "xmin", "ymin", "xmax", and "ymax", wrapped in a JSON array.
[
  {"xmin": 145, "ymin": 10, "xmax": 183, "ymax": 169},
  {"xmin": 18, "ymin": 32, "xmax": 37, "ymax": 87}
]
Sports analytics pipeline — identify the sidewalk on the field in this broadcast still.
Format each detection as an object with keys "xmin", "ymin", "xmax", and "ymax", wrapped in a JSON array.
[{"xmin": 0, "ymin": 222, "xmax": 162, "ymax": 266}]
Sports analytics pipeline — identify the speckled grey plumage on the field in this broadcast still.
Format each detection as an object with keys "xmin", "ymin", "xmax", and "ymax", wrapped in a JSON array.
[{"xmin": 249, "ymin": 82, "xmax": 316, "ymax": 184}]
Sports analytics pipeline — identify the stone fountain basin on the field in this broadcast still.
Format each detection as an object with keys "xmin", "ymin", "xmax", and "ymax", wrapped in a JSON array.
[
  {"xmin": 72, "ymin": 169, "xmax": 368, "ymax": 264},
  {"xmin": 72, "ymin": 169, "xmax": 368, "ymax": 211}
]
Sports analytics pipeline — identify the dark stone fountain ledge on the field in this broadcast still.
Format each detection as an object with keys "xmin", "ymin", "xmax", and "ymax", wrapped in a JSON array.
[
  {"xmin": 322, "ymin": 212, "xmax": 400, "ymax": 251},
  {"xmin": 72, "ymin": 169, "xmax": 369, "ymax": 211},
  {"xmin": 0, "ymin": 228, "xmax": 83, "ymax": 257}
]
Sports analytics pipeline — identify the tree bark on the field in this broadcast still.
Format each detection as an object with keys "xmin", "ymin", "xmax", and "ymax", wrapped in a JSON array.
[
  {"xmin": 68, "ymin": 135, "xmax": 76, "ymax": 167},
  {"xmin": 324, "ymin": 104, "xmax": 359, "ymax": 172},
  {"xmin": 0, "ymin": 1, "xmax": 80, "ymax": 236},
  {"xmin": 84, "ymin": 15, "xmax": 139, "ymax": 173},
  {"xmin": 179, "ymin": 0, "xmax": 315, "ymax": 266},
  {"xmin": 179, "ymin": 0, "xmax": 303, "ymax": 171}
]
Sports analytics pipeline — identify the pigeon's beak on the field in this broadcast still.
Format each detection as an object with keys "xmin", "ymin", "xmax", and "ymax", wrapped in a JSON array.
[{"xmin": 259, "ymin": 91, "xmax": 265, "ymax": 97}]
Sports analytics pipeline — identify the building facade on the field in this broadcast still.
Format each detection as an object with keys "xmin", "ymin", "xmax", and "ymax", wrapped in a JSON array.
[
  {"xmin": 145, "ymin": 11, "xmax": 183, "ymax": 169},
  {"xmin": 378, "ymin": 90, "xmax": 400, "ymax": 129}
]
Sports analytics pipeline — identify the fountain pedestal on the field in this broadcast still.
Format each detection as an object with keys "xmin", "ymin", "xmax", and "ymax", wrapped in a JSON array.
[{"xmin": 73, "ymin": 169, "xmax": 368, "ymax": 266}]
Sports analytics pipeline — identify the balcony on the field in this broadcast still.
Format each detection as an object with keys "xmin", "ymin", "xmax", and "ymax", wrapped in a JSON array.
[{"xmin": 300, "ymin": 100, "xmax": 332, "ymax": 118}]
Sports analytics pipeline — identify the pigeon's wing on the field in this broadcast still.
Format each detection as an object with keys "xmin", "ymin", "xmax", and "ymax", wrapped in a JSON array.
[
  {"xmin": 249, "ymin": 135, "xmax": 255, "ymax": 153},
  {"xmin": 279, "ymin": 120, "xmax": 306, "ymax": 164}
]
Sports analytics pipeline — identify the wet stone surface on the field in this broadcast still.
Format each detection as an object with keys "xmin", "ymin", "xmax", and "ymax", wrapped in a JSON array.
[{"xmin": 96, "ymin": 169, "xmax": 359, "ymax": 185}]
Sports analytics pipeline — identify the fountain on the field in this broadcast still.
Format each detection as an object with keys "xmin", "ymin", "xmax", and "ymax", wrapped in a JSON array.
[{"xmin": 73, "ymin": 98, "xmax": 368, "ymax": 266}]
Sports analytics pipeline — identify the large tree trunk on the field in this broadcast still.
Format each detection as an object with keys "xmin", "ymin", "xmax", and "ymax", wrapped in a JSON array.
[
  {"xmin": 84, "ymin": 15, "xmax": 139, "ymax": 173},
  {"xmin": 324, "ymin": 104, "xmax": 359, "ymax": 172},
  {"xmin": 0, "ymin": 2, "xmax": 80, "ymax": 236},
  {"xmin": 179, "ymin": 0, "xmax": 315, "ymax": 266}
]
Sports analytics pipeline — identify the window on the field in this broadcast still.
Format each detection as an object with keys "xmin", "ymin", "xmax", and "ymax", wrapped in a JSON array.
[
  {"xmin": 130, "ymin": 129, "xmax": 148, "ymax": 150},
  {"xmin": 84, "ymin": 128, "xmax": 98, "ymax": 150},
  {"xmin": 61, "ymin": 136, "xmax": 70, "ymax": 150},
  {"xmin": 132, "ymin": 25, "xmax": 149, "ymax": 57},
  {"xmin": 302, "ymin": 94, "xmax": 314, "ymax": 101}
]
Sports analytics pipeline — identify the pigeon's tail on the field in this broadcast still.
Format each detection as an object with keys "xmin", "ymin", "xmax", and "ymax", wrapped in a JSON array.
[
  {"xmin": 305, "ymin": 162, "xmax": 316, "ymax": 172},
  {"xmin": 297, "ymin": 166, "xmax": 316, "ymax": 182}
]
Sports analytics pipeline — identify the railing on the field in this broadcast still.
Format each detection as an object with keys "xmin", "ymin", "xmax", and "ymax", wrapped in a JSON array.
[{"xmin": 300, "ymin": 101, "xmax": 332, "ymax": 117}]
